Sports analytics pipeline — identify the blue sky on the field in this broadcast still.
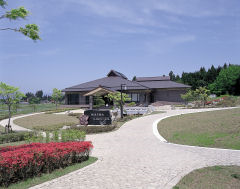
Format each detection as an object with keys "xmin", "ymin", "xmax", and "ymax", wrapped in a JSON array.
[{"xmin": 0, "ymin": 0, "xmax": 240, "ymax": 94}]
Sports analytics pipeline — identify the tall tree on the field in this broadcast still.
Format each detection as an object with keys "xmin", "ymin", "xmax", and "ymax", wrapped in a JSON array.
[
  {"xmin": 35, "ymin": 90, "xmax": 43, "ymax": 100},
  {"xmin": 209, "ymin": 65, "xmax": 240, "ymax": 95},
  {"xmin": 52, "ymin": 88, "xmax": 64, "ymax": 110},
  {"xmin": 22, "ymin": 92, "xmax": 34, "ymax": 101},
  {"xmin": 0, "ymin": 0, "xmax": 40, "ymax": 40},
  {"xmin": 0, "ymin": 82, "xmax": 25, "ymax": 132},
  {"xmin": 169, "ymin": 71, "xmax": 176, "ymax": 81}
]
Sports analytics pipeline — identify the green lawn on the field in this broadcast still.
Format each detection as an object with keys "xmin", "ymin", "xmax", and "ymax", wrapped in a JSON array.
[
  {"xmin": 174, "ymin": 165, "xmax": 240, "ymax": 189},
  {"xmin": 0, "ymin": 157, "xmax": 97, "ymax": 189},
  {"xmin": 158, "ymin": 108, "xmax": 240, "ymax": 149},
  {"xmin": 14, "ymin": 114, "xmax": 79, "ymax": 131}
]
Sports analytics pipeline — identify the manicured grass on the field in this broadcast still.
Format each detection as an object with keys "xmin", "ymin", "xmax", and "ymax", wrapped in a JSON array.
[
  {"xmin": 174, "ymin": 165, "xmax": 240, "ymax": 189},
  {"xmin": 14, "ymin": 114, "xmax": 79, "ymax": 131},
  {"xmin": 0, "ymin": 157, "xmax": 97, "ymax": 189},
  {"xmin": 158, "ymin": 108, "xmax": 240, "ymax": 149}
]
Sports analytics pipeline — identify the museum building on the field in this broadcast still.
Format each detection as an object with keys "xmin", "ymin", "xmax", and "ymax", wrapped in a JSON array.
[{"xmin": 62, "ymin": 70, "xmax": 190, "ymax": 106}]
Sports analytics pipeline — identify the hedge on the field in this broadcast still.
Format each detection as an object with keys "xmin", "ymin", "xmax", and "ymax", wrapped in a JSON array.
[
  {"xmin": 0, "ymin": 141, "xmax": 93, "ymax": 187},
  {"xmin": 71, "ymin": 125, "xmax": 116, "ymax": 134},
  {"xmin": 0, "ymin": 132, "xmax": 33, "ymax": 144}
]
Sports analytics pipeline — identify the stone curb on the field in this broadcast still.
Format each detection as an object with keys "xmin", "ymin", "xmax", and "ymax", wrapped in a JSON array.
[{"xmin": 152, "ymin": 107, "xmax": 240, "ymax": 152}]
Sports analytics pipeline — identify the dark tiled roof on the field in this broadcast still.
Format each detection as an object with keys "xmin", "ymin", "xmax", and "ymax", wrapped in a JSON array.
[
  {"xmin": 136, "ymin": 80, "xmax": 191, "ymax": 89},
  {"xmin": 136, "ymin": 76, "xmax": 170, "ymax": 81},
  {"xmin": 63, "ymin": 76, "xmax": 149, "ymax": 92},
  {"xmin": 63, "ymin": 70, "xmax": 191, "ymax": 92},
  {"xmin": 107, "ymin": 70, "xmax": 128, "ymax": 79}
]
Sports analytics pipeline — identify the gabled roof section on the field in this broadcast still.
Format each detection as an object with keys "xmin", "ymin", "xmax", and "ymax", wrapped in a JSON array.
[
  {"xmin": 136, "ymin": 76, "xmax": 170, "ymax": 81},
  {"xmin": 62, "ymin": 76, "xmax": 149, "ymax": 92},
  {"xmin": 107, "ymin": 70, "xmax": 128, "ymax": 79},
  {"xmin": 136, "ymin": 80, "xmax": 191, "ymax": 89},
  {"xmin": 83, "ymin": 86, "xmax": 116, "ymax": 96}
]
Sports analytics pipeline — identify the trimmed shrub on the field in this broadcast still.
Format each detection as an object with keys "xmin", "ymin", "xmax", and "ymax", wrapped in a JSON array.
[
  {"xmin": 0, "ymin": 141, "xmax": 93, "ymax": 187},
  {"xmin": 61, "ymin": 130, "xmax": 85, "ymax": 142},
  {"xmin": 26, "ymin": 130, "xmax": 85, "ymax": 143},
  {"xmin": 126, "ymin": 102, "xmax": 136, "ymax": 107},
  {"xmin": 215, "ymin": 96, "xmax": 237, "ymax": 107},
  {"xmin": 0, "ymin": 132, "xmax": 33, "ymax": 144},
  {"xmin": 71, "ymin": 125, "xmax": 116, "ymax": 134}
]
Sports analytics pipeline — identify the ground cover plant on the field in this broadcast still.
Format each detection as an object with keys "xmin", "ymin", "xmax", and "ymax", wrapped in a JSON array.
[
  {"xmin": 158, "ymin": 108, "xmax": 240, "ymax": 149},
  {"xmin": 13, "ymin": 114, "xmax": 79, "ymax": 131},
  {"xmin": 174, "ymin": 165, "xmax": 240, "ymax": 189},
  {"xmin": 0, "ymin": 127, "xmax": 4, "ymax": 133},
  {"xmin": 0, "ymin": 141, "xmax": 93, "ymax": 187},
  {"xmin": 0, "ymin": 131, "xmax": 33, "ymax": 144},
  {"xmin": 2, "ymin": 157, "xmax": 97, "ymax": 189},
  {"xmin": 24, "ymin": 130, "xmax": 85, "ymax": 143},
  {"xmin": 0, "ymin": 141, "xmax": 26, "ymax": 147}
]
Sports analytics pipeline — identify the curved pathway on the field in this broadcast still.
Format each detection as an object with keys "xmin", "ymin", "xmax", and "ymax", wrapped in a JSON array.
[
  {"xmin": 25, "ymin": 108, "xmax": 240, "ymax": 188},
  {"xmin": 0, "ymin": 112, "xmax": 44, "ymax": 131}
]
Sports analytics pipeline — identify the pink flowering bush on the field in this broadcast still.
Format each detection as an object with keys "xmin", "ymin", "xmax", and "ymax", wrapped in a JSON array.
[{"xmin": 0, "ymin": 141, "xmax": 93, "ymax": 187}]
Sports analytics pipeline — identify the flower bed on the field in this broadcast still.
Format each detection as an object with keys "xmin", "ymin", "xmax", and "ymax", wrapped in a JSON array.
[
  {"xmin": 0, "ymin": 141, "xmax": 93, "ymax": 187},
  {"xmin": 206, "ymin": 96, "xmax": 227, "ymax": 105}
]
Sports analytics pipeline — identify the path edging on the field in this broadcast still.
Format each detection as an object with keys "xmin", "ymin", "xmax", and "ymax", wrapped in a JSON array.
[{"xmin": 152, "ymin": 107, "xmax": 240, "ymax": 152}]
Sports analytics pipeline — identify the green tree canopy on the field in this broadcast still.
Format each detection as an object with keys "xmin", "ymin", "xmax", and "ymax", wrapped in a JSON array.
[
  {"xmin": 105, "ymin": 92, "xmax": 130, "ymax": 108},
  {"xmin": 35, "ymin": 90, "xmax": 43, "ymax": 100},
  {"xmin": 29, "ymin": 97, "xmax": 40, "ymax": 104},
  {"xmin": 181, "ymin": 87, "xmax": 210, "ymax": 107},
  {"xmin": 0, "ymin": 82, "xmax": 25, "ymax": 132},
  {"xmin": 209, "ymin": 65, "xmax": 240, "ymax": 96},
  {"xmin": 52, "ymin": 88, "xmax": 64, "ymax": 109},
  {"xmin": 0, "ymin": 0, "xmax": 40, "ymax": 40}
]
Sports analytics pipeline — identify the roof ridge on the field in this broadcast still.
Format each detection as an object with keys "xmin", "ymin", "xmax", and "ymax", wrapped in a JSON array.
[
  {"xmin": 65, "ymin": 76, "xmax": 108, "ymax": 89},
  {"xmin": 130, "ymin": 79, "xmax": 151, "ymax": 89}
]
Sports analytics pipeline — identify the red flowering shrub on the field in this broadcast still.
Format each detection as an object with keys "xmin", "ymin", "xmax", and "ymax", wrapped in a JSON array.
[{"xmin": 0, "ymin": 141, "xmax": 93, "ymax": 187}]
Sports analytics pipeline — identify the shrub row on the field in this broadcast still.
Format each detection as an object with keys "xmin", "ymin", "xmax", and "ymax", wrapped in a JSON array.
[
  {"xmin": 0, "ymin": 141, "xmax": 93, "ymax": 187},
  {"xmin": 71, "ymin": 125, "xmax": 116, "ymax": 134},
  {"xmin": 0, "ymin": 132, "xmax": 33, "ymax": 144},
  {"xmin": 215, "ymin": 96, "xmax": 239, "ymax": 107},
  {"xmin": 25, "ymin": 130, "xmax": 86, "ymax": 143}
]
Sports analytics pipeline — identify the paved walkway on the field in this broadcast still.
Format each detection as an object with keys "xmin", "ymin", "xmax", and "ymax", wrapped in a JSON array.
[
  {"xmin": 0, "ymin": 113, "xmax": 44, "ymax": 131},
  {"xmin": 29, "ymin": 107, "xmax": 240, "ymax": 189}
]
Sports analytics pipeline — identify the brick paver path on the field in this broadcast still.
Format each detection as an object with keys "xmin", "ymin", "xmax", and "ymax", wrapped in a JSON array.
[{"xmin": 30, "ymin": 108, "xmax": 240, "ymax": 189}]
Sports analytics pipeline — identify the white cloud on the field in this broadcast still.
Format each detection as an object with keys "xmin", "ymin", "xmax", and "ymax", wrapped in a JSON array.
[
  {"xmin": 0, "ymin": 48, "xmax": 61, "ymax": 62},
  {"xmin": 145, "ymin": 34, "xmax": 196, "ymax": 54},
  {"xmin": 67, "ymin": 0, "xmax": 157, "ymax": 26}
]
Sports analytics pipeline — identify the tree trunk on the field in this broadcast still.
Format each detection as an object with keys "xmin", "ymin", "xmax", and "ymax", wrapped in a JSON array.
[
  {"xmin": 56, "ymin": 102, "xmax": 57, "ymax": 110},
  {"xmin": 7, "ymin": 105, "xmax": 11, "ymax": 133}
]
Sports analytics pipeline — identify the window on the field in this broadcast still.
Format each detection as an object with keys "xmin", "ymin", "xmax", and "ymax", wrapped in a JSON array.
[
  {"xmin": 85, "ymin": 96, "xmax": 89, "ymax": 104},
  {"xmin": 67, "ymin": 94, "xmax": 79, "ymax": 105},
  {"xmin": 131, "ymin": 93, "xmax": 139, "ymax": 102},
  {"xmin": 127, "ymin": 93, "xmax": 140, "ymax": 102}
]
